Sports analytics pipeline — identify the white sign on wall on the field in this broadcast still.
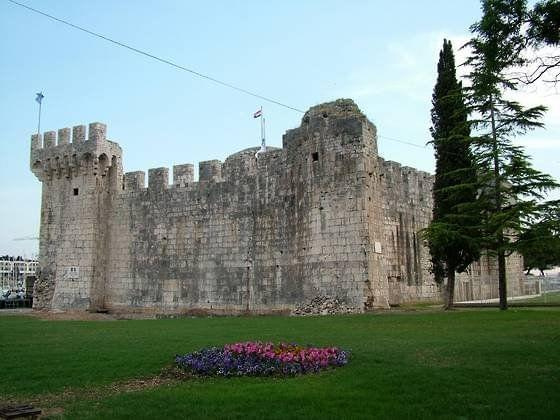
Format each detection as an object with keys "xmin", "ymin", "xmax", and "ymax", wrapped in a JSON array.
[{"xmin": 66, "ymin": 266, "xmax": 79, "ymax": 279}]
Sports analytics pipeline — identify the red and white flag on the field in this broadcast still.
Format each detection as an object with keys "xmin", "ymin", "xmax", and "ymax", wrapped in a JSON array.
[{"xmin": 253, "ymin": 109, "xmax": 262, "ymax": 118}]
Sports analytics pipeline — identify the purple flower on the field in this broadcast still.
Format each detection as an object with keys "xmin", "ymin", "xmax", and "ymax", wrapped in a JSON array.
[{"xmin": 175, "ymin": 342, "xmax": 350, "ymax": 377}]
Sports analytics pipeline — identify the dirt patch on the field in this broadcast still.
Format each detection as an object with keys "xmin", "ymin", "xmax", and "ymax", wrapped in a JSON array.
[
  {"xmin": 40, "ymin": 406, "xmax": 65, "ymax": 418},
  {"xmin": 32, "ymin": 310, "xmax": 118, "ymax": 321},
  {"xmin": 4, "ymin": 368, "xmax": 182, "ymax": 415}
]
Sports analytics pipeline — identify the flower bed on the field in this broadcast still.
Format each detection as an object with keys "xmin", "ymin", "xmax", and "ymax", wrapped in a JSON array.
[{"xmin": 175, "ymin": 341, "xmax": 349, "ymax": 376}]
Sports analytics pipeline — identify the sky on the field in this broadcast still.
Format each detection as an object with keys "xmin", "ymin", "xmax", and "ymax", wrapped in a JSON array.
[{"xmin": 0, "ymin": 0, "xmax": 558, "ymax": 257}]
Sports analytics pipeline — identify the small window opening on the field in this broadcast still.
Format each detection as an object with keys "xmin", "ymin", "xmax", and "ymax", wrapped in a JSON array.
[
  {"xmin": 312, "ymin": 152, "xmax": 319, "ymax": 162},
  {"xmin": 73, "ymin": 188, "xmax": 79, "ymax": 196}
]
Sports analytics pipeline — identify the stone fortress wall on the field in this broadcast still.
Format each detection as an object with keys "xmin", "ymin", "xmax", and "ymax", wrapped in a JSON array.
[{"xmin": 30, "ymin": 99, "xmax": 524, "ymax": 313}]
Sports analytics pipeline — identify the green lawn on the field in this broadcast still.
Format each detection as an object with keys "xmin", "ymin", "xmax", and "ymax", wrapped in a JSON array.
[
  {"xmin": 513, "ymin": 290, "xmax": 560, "ymax": 304},
  {"xmin": 1, "ymin": 310, "xmax": 559, "ymax": 419}
]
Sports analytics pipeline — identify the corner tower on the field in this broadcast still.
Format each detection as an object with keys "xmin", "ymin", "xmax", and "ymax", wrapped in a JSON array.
[{"xmin": 30, "ymin": 123, "xmax": 122, "ymax": 310}]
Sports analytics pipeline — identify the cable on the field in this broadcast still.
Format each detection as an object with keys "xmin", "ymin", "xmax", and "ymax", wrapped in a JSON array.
[
  {"xmin": 378, "ymin": 135, "xmax": 428, "ymax": 149},
  {"xmin": 7, "ymin": 0, "xmax": 430, "ymax": 150},
  {"xmin": 6, "ymin": 0, "xmax": 305, "ymax": 113}
]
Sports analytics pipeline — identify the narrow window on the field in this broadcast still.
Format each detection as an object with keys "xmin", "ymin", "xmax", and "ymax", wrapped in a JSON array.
[
  {"xmin": 73, "ymin": 188, "xmax": 79, "ymax": 196},
  {"xmin": 312, "ymin": 152, "xmax": 319, "ymax": 162}
]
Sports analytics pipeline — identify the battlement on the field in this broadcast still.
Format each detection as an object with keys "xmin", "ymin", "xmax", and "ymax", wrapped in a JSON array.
[
  {"xmin": 122, "ymin": 146, "xmax": 286, "ymax": 193},
  {"xmin": 199, "ymin": 160, "xmax": 222, "ymax": 182},
  {"xmin": 148, "ymin": 167, "xmax": 169, "ymax": 190},
  {"xmin": 30, "ymin": 122, "xmax": 121, "ymax": 181},
  {"xmin": 124, "ymin": 171, "xmax": 145, "ymax": 191},
  {"xmin": 117, "ymin": 100, "xmax": 377, "ymax": 195},
  {"xmin": 380, "ymin": 159, "xmax": 432, "ymax": 182},
  {"xmin": 31, "ymin": 122, "xmax": 107, "ymax": 151},
  {"xmin": 379, "ymin": 158, "xmax": 433, "ymax": 210},
  {"xmin": 173, "ymin": 164, "xmax": 194, "ymax": 187}
]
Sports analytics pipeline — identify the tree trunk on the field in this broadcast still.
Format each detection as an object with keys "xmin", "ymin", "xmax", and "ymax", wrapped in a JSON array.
[
  {"xmin": 498, "ymin": 249, "xmax": 508, "ymax": 310},
  {"xmin": 490, "ymin": 95, "xmax": 508, "ymax": 311},
  {"xmin": 444, "ymin": 270, "xmax": 456, "ymax": 310}
]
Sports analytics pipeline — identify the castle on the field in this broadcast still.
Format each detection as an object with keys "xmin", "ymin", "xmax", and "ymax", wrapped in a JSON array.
[{"xmin": 29, "ymin": 99, "xmax": 525, "ymax": 314}]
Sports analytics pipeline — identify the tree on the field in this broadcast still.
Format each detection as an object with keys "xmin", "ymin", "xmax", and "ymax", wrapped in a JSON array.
[
  {"xmin": 518, "ymin": 221, "xmax": 560, "ymax": 275},
  {"xmin": 528, "ymin": 0, "xmax": 560, "ymax": 46},
  {"xmin": 465, "ymin": 0, "xmax": 559, "ymax": 310},
  {"xmin": 423, "ymin": 39, "xmax": 481, "ymax": 310},
  {"xmin": 510, "ymin": 0, "xmax": 560, "ymax": 85}
]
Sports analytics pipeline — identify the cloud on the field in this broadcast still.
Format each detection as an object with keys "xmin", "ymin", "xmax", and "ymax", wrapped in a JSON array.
[
  {"xmin": 332, "ymin": 29, "xmax": 559, "ymax": 185},
  {"xmin": 340, "ymin": 31, "xmax": 472, "ymax": 103}
]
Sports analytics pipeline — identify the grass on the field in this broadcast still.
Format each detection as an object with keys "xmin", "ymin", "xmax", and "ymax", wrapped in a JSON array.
[
  {"xmin": 1, "ymin": 310, "xmax": 560, "ymax": 419},
  {"xmin": 512, "ymin": 291, "xmax": 560, "ymax": 304}
]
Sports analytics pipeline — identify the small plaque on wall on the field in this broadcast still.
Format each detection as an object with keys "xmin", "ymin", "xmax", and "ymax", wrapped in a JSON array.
[{"xmin": 67, "ymin": 266, "xmax": 79, "ymax": 279}]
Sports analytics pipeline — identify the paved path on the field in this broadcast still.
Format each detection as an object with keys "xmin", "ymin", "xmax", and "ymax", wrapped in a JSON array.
[{"xmin": 457, "ymin": 294, "xmax": 540, "ymax": 304}]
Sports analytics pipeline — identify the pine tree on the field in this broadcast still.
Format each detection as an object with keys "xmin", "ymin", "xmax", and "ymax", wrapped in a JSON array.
[
  {"xmin": 518, "ymin": 221, "xmax": 560, "ymax": 275},
  {"xmin": 465, "ymin": 0, "xmax": 559, "ymax": 310},
  {"xmin": 511, "ymin": 0, "xmax": 560, "ymax": 85},
  {"xmin": 528, "ymin": 0, "xmax": 560, "ymax": 47},
  {"xmin": 423, "ymin": 39, "xmax": 481, "ymax": 310}
]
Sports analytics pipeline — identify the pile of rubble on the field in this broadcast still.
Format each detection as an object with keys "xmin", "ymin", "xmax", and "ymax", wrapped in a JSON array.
[
  {"xmin": 292, "ymin": 296, "xmax": 355, "ymax": 316},
  {"xmin": 32, "ymin": 273, "xmax": 54, "ymax": 310}
]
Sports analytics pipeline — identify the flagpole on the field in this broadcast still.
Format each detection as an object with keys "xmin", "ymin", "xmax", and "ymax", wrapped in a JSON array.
[
  {"xmin": 37, "ymin": 97, "xmax": 42, "ymax": 135},
  {"xmin": 260, "ymin": 106, "xmax": 263, "ymax": 145},
  {"xmin": 36, "ymin": 91, "xmax": 43, "ymax": 134},
  {"xmin": 262, "ymin": 117, "xmax": 266, "ymax": 149}
]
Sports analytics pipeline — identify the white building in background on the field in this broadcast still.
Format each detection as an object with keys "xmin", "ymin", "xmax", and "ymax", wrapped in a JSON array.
[{"xmin": 0, "ymin": 259, "xmax": 38, "ymax": 291}]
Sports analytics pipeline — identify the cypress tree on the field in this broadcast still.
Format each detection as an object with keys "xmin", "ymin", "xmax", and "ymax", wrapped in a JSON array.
[{"xmin": 424, "ymin": 39, "xmax": 480, "ymax": 310}]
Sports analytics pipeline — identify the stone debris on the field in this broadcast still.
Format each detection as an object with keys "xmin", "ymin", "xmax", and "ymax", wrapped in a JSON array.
[
  {"xmin": 292, "ymin": 296, "xmax": 355, "ymax": 316},
  {"xmin": 32, "ymin": 273, "xmax": 54, "ymax": 310}
]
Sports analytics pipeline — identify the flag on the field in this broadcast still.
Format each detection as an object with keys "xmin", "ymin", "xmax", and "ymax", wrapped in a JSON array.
[
  {"xmin": 253, "ymin": 109, "xmax": 262, "ymax": 118},
  {"xmin": 35, "ymin": 92, "xmax": 44, "ymax": 104}
]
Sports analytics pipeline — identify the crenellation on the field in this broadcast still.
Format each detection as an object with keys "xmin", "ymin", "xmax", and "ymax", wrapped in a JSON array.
[
  {"xmin": 173, "ymin": 164, "xmax": 194, "ymax": 187},
  {"xmin": 199, "ymin": 160, "xmax": 222, "ymax": 182},
  {"xmin": 44, "ymin": 131, "xmax": 56, "ymax": 148},
  {"xmin": 58, "ymin": 127, "xmax": 71, "ymax": 145},
  {"xmin": 88, "ymin": 122, "xmax": 107, "ymax": 144},
  {"xmin": 124, "ymin": 171, "xmax": 146, "ymax": 191},
  {"xmin": 31, "ymin": 133, "xmax": 42, "ymax": 151},
  {"xmin": 148, "ymin": 167, "xmax": 169, "ymax": 189},
  {"xmin": 72, "ymin": 125, "xmax": 86, "ymax": 143},
  {"xmin": 30, "ymin": 122, "xmax": 122, "ymax": 185}
]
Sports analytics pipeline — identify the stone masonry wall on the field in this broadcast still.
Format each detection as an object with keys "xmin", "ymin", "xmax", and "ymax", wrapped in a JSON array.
[
  {"xmin": 30, "ymin": 99, "xmax": 525, "ymax": 313},
  {"xmin": 32, "ymin": 100, "xmax": 395, "ymax": 313},
  {"xmin": 378, "ymin": 159, "xmax": 440, "ymax": 304},
  {"xmin": 104, "ymin": 100, "xmax": 383, "ymax": 313},
  {"xmin": 30, "ymin": 124, "xmax": 121, "ymax": 310}
]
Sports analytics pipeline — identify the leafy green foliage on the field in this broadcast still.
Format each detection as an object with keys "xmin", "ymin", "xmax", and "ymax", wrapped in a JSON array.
[
  {"xmin": 424, "ymin": 39, "xmax": 480, "ymax": 308},
  {"xmin": 511, "ymin": 0, "xmax": 560, "ymax": 85},
  {"xmin": 465, "ymin": 0, "xmax": 559, "ymax": 309},
  {"xmin": 518, "ymin": 214, "xmax": 560, "ymax": 274},
  {"xmin": 528, "ymin": 0, "xmax": 560, "ymax": 46}
]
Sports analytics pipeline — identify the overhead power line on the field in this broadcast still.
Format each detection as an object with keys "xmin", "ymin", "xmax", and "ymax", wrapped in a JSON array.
[
  {"xmin": 7, "ymin": 0, "xmax": 429, "ymax": 150},
  {"xmin": 6, "ymin": 0, "xmax": 305, "ymax": 113},
  {"xmin": 378, "ymin": 135, "xmax": 427, "ymax": 149}
]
